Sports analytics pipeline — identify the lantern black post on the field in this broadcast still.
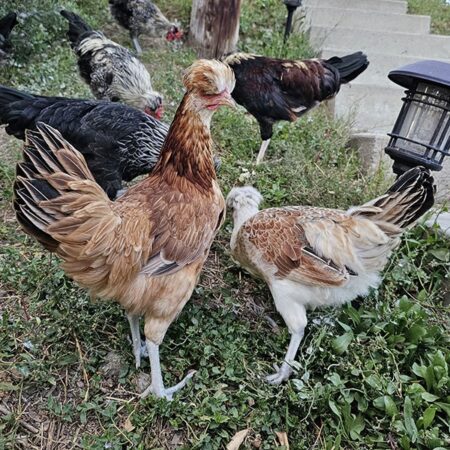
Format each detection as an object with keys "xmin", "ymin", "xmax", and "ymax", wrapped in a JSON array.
[
  {"xmin": 386, "ymin": 60, "xmax": 450, "ymax": 176},
  {"xmin": 283, "ymin": 0, "xmax": 302, "ymax": 43}
]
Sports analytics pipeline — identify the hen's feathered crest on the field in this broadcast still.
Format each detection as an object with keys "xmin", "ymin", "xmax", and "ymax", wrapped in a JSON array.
[{"xmin": 183, "ymin": 59, "xmax": 235, "ymax": 96}]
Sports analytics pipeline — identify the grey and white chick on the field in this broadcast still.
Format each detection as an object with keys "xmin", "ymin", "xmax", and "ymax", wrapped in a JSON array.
[
  {"xmin": 61, "ymin": 10, "xmax": 164, "ymax": 119},
  {"xmin": 109, "ymin": 0, "xmax": 183, "ymax": 55}
]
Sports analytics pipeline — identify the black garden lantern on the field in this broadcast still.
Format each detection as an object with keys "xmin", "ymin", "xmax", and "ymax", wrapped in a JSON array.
[
  {"xmin": 386, "ymin": 60, "xmax": 450, "ymax": 176},
  {"xmin": 283, "ymin": 0, "xmax": 302, "ymax": 42}
]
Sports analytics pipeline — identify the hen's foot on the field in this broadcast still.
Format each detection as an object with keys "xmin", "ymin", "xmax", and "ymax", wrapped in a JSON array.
[
  {"xmin": 140, "ymin": 370, "xmax": 196, "ymax": 400},
  {"xmin": 265, "ymin": 363, "xmax": 293, "ymax": 385}
]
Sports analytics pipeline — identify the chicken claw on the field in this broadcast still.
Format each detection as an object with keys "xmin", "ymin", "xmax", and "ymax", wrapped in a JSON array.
[
  {"xmin": 141, "ymin": 339, "xmax": 196, "ymax": 400},
  {"xmin": 266, "ymin": 363, "xmax": 293, "ymax": 385},
  {"xmin": 140, "ymin": 370, "xmax": 197, "ymax": 400}
]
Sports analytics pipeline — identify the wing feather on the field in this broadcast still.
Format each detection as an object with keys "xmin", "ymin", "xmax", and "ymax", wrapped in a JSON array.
[
  {"xmin": 239, "ymin": 206, "xmax": 395, "ymax": 287},
  {"xmin": 15, "ymin": 124, "xmax": 225, "ymax": 300}
]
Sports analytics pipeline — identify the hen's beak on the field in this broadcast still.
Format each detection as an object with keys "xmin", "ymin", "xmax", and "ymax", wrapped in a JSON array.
[{"xmin": 218, "ymin": 90, "xmax": 236, "ymax": 109}]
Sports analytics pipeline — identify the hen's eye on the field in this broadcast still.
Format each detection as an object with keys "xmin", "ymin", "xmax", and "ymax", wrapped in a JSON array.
[{"xmin": 203, "ymin": 90, "xmax": 224, "ymax": 98}]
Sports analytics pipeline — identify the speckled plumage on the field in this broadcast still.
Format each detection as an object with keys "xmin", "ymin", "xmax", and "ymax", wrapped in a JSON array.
[
  {"xmin": 227, "ymin": 169, "xmax": 434, "ymax": 383},
  {"xmin": 61, "ymin": 11, "xmax": 162, "ymax": 114},
  {"xmin": 109, "ymin": 0, "xmax": 176, "ymax": 38},
  {"xmin": 0, "ymin": 85, "xmax": 168, "ymax": 199}
]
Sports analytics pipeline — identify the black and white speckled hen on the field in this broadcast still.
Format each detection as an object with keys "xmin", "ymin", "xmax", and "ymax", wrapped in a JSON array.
[
  {"xmin": 224, "ymin": 52, "xmax": 369, "ymax": 164},
  {"xmin": 60, "ymin": 10, "xmax": 163, "ymax": 119},
  {"xmin": 109, "ymin": 0, "xmax": 183, "ymax": 55},
  {"xmin": 0, "ymin": 12, "xmax": 18, "ymax": 64},
  {"xmin": 0, "ymin": 85, "xmax": 168, "ymax": 199}
]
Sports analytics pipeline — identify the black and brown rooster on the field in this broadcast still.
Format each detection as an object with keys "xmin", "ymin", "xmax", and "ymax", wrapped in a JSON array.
[{"xmin": 224, "ymin": 52, "xmax": 369, "ymax": 163}]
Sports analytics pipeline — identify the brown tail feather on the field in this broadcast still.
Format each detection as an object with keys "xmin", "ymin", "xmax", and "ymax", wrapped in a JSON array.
[{"xmin": 13, "ymin": 123, "xmax": 99, "ymax": 251}]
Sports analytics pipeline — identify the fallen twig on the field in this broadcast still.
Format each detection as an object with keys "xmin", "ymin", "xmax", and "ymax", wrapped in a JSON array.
[
  {"xmin": 0, "ymin": 403, "xmax": 39, "ymax": 434},
  {"xmin": 73, "ymin": 333, "xmax": 90, "ymax": 402}
]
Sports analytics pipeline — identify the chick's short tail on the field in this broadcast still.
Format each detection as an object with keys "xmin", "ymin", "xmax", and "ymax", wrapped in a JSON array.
[
  {"xmin": 0, "ymin": 84, "xmax": 38, "ymax": 138},
  {"xmin": 326, "ymin": 51, "xmax": 369, "ymax": 83},
  {"xmin": 60, "ymin": 10, "xmax": 94, "ymax": 48},
  {"xmin": 0, "ymin": 84, "xmax": 34, "ymax": 108},
  {"xmin": 0, "ymin": 12, "xmax": 18, "ymax": 39}
]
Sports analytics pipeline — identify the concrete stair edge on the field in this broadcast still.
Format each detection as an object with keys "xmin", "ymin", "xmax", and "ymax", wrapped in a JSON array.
[
  {"xmin": 302, "ymin": 6, "xmax": 431, "ymax": 35},
  {"xmin": 309, "ymin": 25, "xmax": 450, "ymax": 60},
  {"xmin": 302, "ymin": 0, "xmax": 408, "ymax": 14},
  {"xmin": 320, "ymin": 49, "xmax": 439, "ymax": 85}
]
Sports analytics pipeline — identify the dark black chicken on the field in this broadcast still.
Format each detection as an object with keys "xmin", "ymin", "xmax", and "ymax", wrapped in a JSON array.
[
  {"xmin": 109, "ymin": 0, "xmax": 183, "ymax": 55},
  {"xmin": 0, "ymin": 85, "xmax": 168, "ymax": 199},
  {"xmin": 224, "ymin": 52, "xmax": 369, "ymax": 163},
  {"xmin": 0, "ymin": 12, "xmax": 18, "ymax": 64},
  {"xmin": 60, "ymin": 10, "xmax": 163, "ymax": 119}
]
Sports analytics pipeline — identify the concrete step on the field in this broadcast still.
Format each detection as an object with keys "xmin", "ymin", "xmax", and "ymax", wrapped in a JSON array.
[
  {"xmin": 427, "ymin": 212, "xmax": 450, "ymax": 237},
  {"xmin": 350, "ymin": 132, "xmax": 450, "ymax": 203},
  {"xmin": 303, "ymin": 7, "xmax": 430, "ymax": 35},
  {"xmin": 309, "ymin": 26, "xmax": 450, "ymax": 60},
  {"xmin": 320, "ymin": 49, "xmax": 437, "ymax": 86},
  {"xmin": 331, "ymin": 83, "xmax": 404, "ymax": 134},
  {"xmin": 302, "ymin": 0, "xmax": 407, "ymax": 14}
]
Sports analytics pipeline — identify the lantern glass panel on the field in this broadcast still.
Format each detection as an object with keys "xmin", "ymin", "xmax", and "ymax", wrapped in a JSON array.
[{"xmin": 395, "ymin": 82, "xmax": 450, "ymax": 163}]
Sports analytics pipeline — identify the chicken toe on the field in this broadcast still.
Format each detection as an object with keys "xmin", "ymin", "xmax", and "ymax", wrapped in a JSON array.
[
  {"xmin": 266, "ymin": 363, "xmax": 293, "ymax": 385},
  {"xmin": 141, "ymin": 339, "xmax": 196, "ymax": 400},
  {"xmin": 265, "ymin": 331, "xmax": 304, "ymax": 384}
]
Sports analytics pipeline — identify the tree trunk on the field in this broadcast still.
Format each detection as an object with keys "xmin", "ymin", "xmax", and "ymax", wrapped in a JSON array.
[{"xmin": 189, "ymin": 0, "xmax": 242, "ymax": 59}]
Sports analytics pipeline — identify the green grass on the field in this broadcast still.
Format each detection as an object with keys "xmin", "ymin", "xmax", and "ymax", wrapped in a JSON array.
[
  {"xmin": 408, "ymin": 0, "xmax": 450, "ymax": 35},
  {"xmin": 0, "ymin": 1, "xmax": 449, "ymax": 449}
]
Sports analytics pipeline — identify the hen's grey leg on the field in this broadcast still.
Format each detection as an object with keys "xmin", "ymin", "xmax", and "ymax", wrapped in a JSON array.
[
  {"xmin": 127, "ymin": 313, "xmax": 142, "ymax": 369},
  {"xmin": 256, "ymin": 139, "xmax": 271, "ymax": 165},
  {"xmin": 266, "ymin": 330, "xmax": 304, "ymax": 384},
  {"xmin": 140, "ymin": 340, "xmax": 196, "ymax": 400}
]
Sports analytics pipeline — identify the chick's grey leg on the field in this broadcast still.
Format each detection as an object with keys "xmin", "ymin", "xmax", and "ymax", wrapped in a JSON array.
[
  {"xmin": 266, "ymin": 330, "xmax": 304, "ymax": 384},
  {"xmin": 266, "ymin": 294, "xmax": 307, "ymax": 384},
  {"xmin": 140, "ymin": 339, "xmax": 196, "ymax": 400},
  {"xmin": 256, "ymin": 139, "xmax": 271, "ymax": 165},
  {"xmin": 127, "ymin": 313, "xmax": 143, "ymax": 369}
]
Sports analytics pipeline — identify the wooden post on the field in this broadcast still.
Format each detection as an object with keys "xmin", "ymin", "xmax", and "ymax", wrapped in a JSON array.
[{"xmin": 189, "ymin": 0, "xmax": 242, "ymax": 59}]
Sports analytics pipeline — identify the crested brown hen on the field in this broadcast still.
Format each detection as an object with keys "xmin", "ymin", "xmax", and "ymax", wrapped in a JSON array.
[
  {"xmin": 227, "ymin": 167, "xmax": 435, "ymax": 384},
  {"xmin": 13, "ymin": 59, "xmax": 236, "ymax": 399}
]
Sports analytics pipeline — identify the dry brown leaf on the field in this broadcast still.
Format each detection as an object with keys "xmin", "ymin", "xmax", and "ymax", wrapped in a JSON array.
[
  {"xmin": 123, "ymin": 416, "xmax": 135, "ymax": 432},
  {"xmin": 276, "ymin": 431, "xmax": 289, "ymax": 449},
  {"xmin": 226, "ymin": 428, "xmax": 250, "ymax": 450}
]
